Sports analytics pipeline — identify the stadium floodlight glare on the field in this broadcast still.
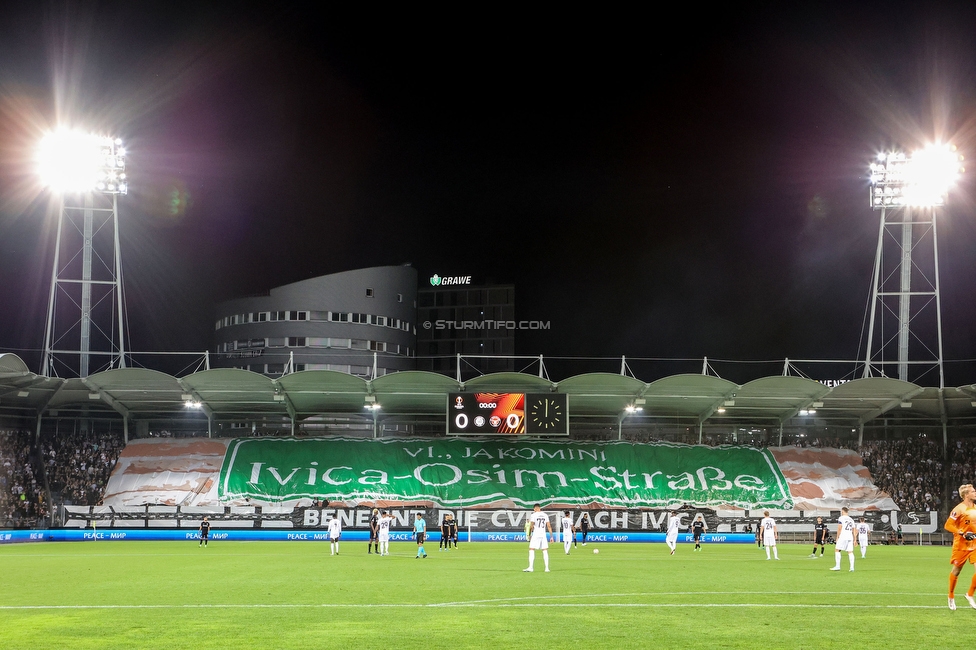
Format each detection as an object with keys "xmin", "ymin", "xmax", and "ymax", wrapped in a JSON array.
[
  {"xmin": 869, "ymin": 143, "xmax": 964, "ymax": 209},
  {"xmin": 36, "ymin": 128, "xmax": 128, "ymax": 195}
]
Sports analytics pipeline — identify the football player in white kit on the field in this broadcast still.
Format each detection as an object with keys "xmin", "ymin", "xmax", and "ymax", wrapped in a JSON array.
[
  {"xmin": 523, "ymin": 504, "xmax": 553, "ymax": 572},
  {"xmin": 830, "ymin": 507, "xmax": 857, "ymax": 571},
  {"xmin": 560, "ymin": 510, "xmax": 575, "ymax": 555},
  {"xmin": 327, "ymin": 514, "xmax": 342, "ymax": 555},
  {"xmin": 665, "ymin": 510, "xmax": 681, "ymax": 555},
  {"xmin": 760, "ymin": 510, "xmax": 778, "ymax": 560},
  {"xmin": 856, "ymin": 517, "xmax": 870, "ymax": 559},
  {"xmin": 378, "ymin": 510, "xmax": 393, "ymax": 556}
]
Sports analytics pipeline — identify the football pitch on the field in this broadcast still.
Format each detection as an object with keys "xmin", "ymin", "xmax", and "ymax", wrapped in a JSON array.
[{"xmin": 0, "ymin": 540, "xmax": 973, "ymax": 649}]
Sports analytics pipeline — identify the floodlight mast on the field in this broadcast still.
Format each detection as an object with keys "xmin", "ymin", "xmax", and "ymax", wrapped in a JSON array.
[
  {"xmin": 39, "ymin": 130, "xmax": 129, "ymax": 378},
  {"xmin": 862, "ymin": 144, "xmax": 964, "ymax": 388}
]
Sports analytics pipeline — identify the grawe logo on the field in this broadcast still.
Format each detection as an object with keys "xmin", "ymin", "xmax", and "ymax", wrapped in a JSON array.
[{"xmin": 430, "ymin": 274, "xmax": 472, "ymax": 286}]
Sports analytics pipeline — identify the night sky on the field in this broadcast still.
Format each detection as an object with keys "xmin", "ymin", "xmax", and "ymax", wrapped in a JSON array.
[{"xmin": 2, "ymin": 4, "xmax": 976, "ymax": 384}]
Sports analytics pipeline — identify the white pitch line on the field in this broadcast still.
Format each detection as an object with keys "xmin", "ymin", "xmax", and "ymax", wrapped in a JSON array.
[
  {"xmin": 430, "ymin": 590, "xmax": 943, "ymax": 606},
  {"xmin": 0, "ymin": 602, "xmax": 947, "ymax": 611}
]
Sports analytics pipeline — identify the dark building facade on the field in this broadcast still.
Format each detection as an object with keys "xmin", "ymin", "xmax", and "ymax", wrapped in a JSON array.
[{"xmin": 416, "ymin": 276, "xmax": 515, "ymax": 377}]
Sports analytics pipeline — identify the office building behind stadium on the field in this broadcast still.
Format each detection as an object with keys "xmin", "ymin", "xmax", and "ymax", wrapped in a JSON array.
[
  {"xmin": 213, "ymin": 266, "xmax": 418, "ymax": 378},
  {"xmin": 416, "ymin": 275, "xmax": 515, "ymax": 376}
]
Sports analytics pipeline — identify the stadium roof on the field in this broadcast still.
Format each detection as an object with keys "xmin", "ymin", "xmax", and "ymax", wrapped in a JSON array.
[{"xmin": 1, "ymin": 352, "xmax": 974, "ymax": 426}]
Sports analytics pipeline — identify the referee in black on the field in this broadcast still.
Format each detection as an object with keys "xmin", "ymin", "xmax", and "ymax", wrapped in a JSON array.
[
  {"xmin": 579, "ymin": 512, "xmax": 590, "ymax": 546},
  {"xmin": 199, "ymin": 517, "xmax": 210, "ymax": 547},
  {"xmin": 809, "ymin": 516, "xmax": 827, "ymax": 558}
]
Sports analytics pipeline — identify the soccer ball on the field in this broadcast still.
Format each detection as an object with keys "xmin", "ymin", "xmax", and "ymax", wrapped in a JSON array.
[{"xmin": 593, "ymin": 548, "xmax": 599, "ymax": 554}]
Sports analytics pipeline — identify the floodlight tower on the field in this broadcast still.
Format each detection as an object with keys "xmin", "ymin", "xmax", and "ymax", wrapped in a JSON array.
[
  {"xmin": 863, "ymin": 144, "xmax": 964, "ymax": 388},
  {"xmin": 38, "ymin": 129, "xmax": 129, "ymax": 378}
]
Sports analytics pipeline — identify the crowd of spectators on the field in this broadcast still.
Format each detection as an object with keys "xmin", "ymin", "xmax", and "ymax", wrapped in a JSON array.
[
  {"xmin": 0, "ymin": 429, "xmax": 45, "ymax": 527},
  {"xmin": 41, "ymin": 428, "xmax": 123, "ymax": 506},
  {"xmin": 947, "ymin": 438, "xmax": 976, "ymax": 502},
  {"xmin": 858, "ymin": 434, "xmax": 943, "ymax": 512}
]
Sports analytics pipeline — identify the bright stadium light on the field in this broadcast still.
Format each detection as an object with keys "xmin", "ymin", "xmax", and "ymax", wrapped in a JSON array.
[
  {"xmin": 39, "ymin": 126, "xmax": 130, "ymax": 378},
  {"xmin": 863, "ymin": 141, "xmax": 964, "ymax": 388},
  {"xmin": 36, "ymin": 128, "xmax": 128, "ymax": 195},
  {"xmin": 869, "ymin": 143, "xmax": 964, "ymax": 209}
]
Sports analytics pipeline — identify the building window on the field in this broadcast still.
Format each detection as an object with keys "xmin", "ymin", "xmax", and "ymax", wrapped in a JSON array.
[
  {"xmin": 267, "ymin": 337, "xmax": 286, "ymax": 347},
  {"xmin": 266, "ymin": 363, "xmax": 285, "ymax": 375},
  {"xmin": 351, "ymin": 339, "xmax": 369, "ymax": 350},
  {"xmin": 215, "ymin": 320, "xmax": 222, "ymax": 331},
  {"xmin": 366, "ymin": 288, "xmax": 374, "ymax": 297},
  {"xmin": 258, "ymin": 312, "xmax": 268, "ymax": 322},
  {"xmin": 296, "ymin": 311, "xmax": 308, "ymax": 320},
  {"xmin": 288, "ymin": 337, "xmax": 306, "ymax": 347}
]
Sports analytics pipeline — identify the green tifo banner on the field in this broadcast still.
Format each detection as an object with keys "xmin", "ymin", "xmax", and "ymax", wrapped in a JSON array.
[{"xmin": 218, "ymin": 437, "xmax": 793, "ymax": 509}]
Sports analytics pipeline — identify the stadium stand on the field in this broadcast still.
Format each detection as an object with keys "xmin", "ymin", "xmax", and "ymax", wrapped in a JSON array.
[
  {"xmin": 41, "ymin": 429, "xmax": 123, "ymax": 508},
  {"xmin": 0, "ymin": 429, "xmax": 45, "ymax": 527},
  {"xmin": 947, "ymin": 438, "xmax": 976, "ymax": 503},
  {"xmin": 859, "ymin": 435, "xmax": 943, "ymax": 512}
]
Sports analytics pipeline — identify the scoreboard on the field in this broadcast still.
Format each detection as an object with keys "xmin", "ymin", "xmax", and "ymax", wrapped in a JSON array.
[{"xmin": 447, "ymin": 393, "xmax": 568, "ymax": 436}]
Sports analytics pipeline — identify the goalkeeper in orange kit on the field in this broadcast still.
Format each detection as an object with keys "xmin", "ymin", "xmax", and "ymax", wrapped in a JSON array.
[{"xmin": 945, "ymin": 483, "xmax": 976, "ymax": 611}]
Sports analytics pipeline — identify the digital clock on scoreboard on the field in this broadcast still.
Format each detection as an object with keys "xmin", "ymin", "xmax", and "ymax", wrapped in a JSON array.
[{"xmin": 447, "ymin": 393, "xmax": 568, "ymax": 436}]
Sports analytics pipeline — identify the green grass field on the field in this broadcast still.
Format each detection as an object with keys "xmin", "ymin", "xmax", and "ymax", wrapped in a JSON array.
[{"xmin": 0, "ymin": 539, "xmax": 972, "ymax": 649}]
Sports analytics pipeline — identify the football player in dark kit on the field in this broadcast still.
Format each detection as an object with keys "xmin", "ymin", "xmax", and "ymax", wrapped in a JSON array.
[
  {"xmin": 440, "ymin": 514, "xmax": 452, "ymax": 551},
  {"xmin": 199, "ymin": 517, "xmax": 211, "ymax": 547},
  {"xmin": 809, "ymin": 516, "xmax": 828, "ymax": 558},
  {"xmin": 692, "ymin": 517, "xmax": 706, "ymax": 551},
  {"xmin": 448, "ymin": 514, "xmax": 459, "ymax": 548},
  {"xmin": 368, "ymin": 508, "xmax": 380, "ymax": 554},
  {"xmin": 579, "ymin": 512, "xmax": 590, "ymax": 546}
]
